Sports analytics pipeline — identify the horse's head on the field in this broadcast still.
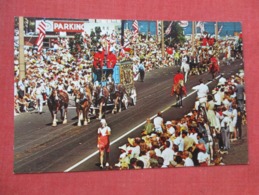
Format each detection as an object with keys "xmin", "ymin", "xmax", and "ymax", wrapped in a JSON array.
[
  {"xmin": 102, "ymin": 86, "xmax": 110, "ymax": 98},
  {"xmin": 92, "ymin": 85, "xmax": 100, "ymax": 97},
  {"xmin": 117, "ymin": 84, "xmax": 125, "ymax": 93},
  {"xmin": 74, "ymin": 90, "xmax": 84, "ymax": 106},
  {"xmin": 52, "ymin": 88, "xmax": 58, "ymax": 96},
  {"xmin": 107, "ymin": 82, "xmax": 115, "ymax": 92}
]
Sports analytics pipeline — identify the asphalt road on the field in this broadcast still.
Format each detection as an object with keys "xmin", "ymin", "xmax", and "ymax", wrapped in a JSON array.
[{"xmin": 14, "ymin": 59, "xmax": 246, "ymax": 173}]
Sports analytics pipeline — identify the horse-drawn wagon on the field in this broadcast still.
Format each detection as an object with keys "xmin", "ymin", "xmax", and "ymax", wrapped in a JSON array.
[{"xmin": 91, "ymin": 60, "xmax": 137, "ymax": 120}]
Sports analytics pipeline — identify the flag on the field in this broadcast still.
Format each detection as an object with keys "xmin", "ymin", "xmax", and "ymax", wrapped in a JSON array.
[
  {"xmin": 218, "ymin": 25, "xmax": 223, "ymax": 34},
  {"xmin": 196, "ymin": 21, "xmax": 205, "ymax": 34},
  {"xmin": 165, "ymin": 21, "xmax": 173, "ymax": 35},
  {"xmin": 36, "ymin": 20, "xmax": 46, "ymax": 52},
  {"xmin": 132, "ymin": 20, "xmax": 139, "ymax": 37}
]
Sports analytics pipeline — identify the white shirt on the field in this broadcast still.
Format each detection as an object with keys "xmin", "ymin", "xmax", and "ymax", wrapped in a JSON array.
[
  {"xmin": 184, "ymin": 157, "xmax": 194, "ymax": 167},
  {"xmin": 220, "ymin": 116, "xmax": 231, "ymax": 128},
  {"xmin": 18, "ymin": 80, "xmax": 25, "ymax": 91},
  {"xmin": 192, "ymin": 83, "xmax": 209, "ymax": 99},
  {"xmin": 167, "ymin": 126, "xmax": 175, "ymax": 135},
  {"xmin": 97, "ymin": 126, "xmax": 111, "ymax": 136},
  {"xmin": 127, "ymin": 145, "xmax": 140, "ymax": 158},
  {"xmin": 181, "ymin": 61, "xmax": 190, "ymax": 72},
  {"xmin": 189, "ymin": 133, "xmax": 198, "ymax": 144},
  {"xmin": 222, "ymin": 99, "xmax": 231, "ymax": 108},
  {"xmin": 153, "ymin": 116, "xmax": 163, "ymax": 133},
  {"xmin": 138, "ymin": 155, "xmax": 150, "ymax": 168},
  {"xmin": 218, "ymin": 77, "xmax": 227, "ymax": 85},
  {"xmin": 161, "ymin": 148, "xmax": 175, "ymax": 166},
  {"xmin": 197, "ymin": 152, "xmax": 209, "ymax": 163},
  {"xmin": 173, "ymin": 137, "xmax": 184, "ymax": 152},
  {"xmin": 214, "ymin": 92, "xmax": 222, "ymax": 106}
]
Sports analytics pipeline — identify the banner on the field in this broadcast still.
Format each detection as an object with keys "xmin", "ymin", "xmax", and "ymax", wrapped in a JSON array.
[{"xmin": 53, "ymin": 21, "xmax": 85, "ymax": 32}]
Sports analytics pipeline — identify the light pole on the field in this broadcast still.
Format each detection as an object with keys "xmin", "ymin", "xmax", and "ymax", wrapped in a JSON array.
[
  {"xmin": 161, "ymin": 21, "xmax": 165, "ymax": 58},
  {"xmin": 215, "ymin": 22, "xmax": 218, "ymax": 40},
  {"xmin": 19, "ymin": 16, "xmax": 25, "ymax": 79},
  {"xmin": 192, "ymin": 21, "xmax": 196, "ymax": 51}
]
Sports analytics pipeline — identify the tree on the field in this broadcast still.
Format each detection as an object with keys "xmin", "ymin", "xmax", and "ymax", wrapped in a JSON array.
[
  {"xmin": 164, "ymin": 21, "xmax": 185, "ymax": 47},
  {"xmin": 69, "ymin": 33, "xmax": 85, "ymax": 55}
]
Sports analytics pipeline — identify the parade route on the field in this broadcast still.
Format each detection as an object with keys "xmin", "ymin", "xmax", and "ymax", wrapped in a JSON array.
[{"xmin": 14, "ymin": 59, "xmax": 246, "ymax": 173}]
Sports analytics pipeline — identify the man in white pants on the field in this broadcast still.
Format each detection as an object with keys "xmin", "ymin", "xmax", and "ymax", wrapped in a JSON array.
[
  {"xmin": 32, "ymin": 82, "xmax": 44, "ymax": 114},
  {"xmin": 180, "ymin": 55, "xmax": 190, "ymax": 83}
]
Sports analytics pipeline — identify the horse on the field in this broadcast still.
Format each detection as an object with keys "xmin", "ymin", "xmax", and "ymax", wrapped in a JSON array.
[
  {"xmin": 129, "ymin": 86, "xmax": 137, "ymax": 106},
  {"xmin": 74, "ymin": 86, "xmax": 92, "ymax": 126},
  {"xmin": 108, "ymin": 83, "xmax": 127, "ymax": 114},
  {"xmin": 47, "ymin": 89, "xmax": 69, "ymax": 127},
  {"xmin": 173, "ymin": 80, "xmax": 185, "ymax": 107},
  {"xmin": 209, "ymin": 62, "xmax": 220, "ymax": 80},
  {"xmin": 92, "ymin": 85, "xmax": 110, "ymax": 120}
]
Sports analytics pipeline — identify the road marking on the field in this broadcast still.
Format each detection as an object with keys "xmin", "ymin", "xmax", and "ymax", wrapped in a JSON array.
[{"xmin": 64, "ymin": 76, "xmax": 220, "ymax": 172}]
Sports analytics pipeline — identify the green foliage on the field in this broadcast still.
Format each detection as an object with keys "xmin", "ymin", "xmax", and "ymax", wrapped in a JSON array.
[
  {"xmin": 69, "ymin": 33, "xmax": 85, "ymax": 54},
  {"xmin": 164, "ymin": 21, "xmax": 186, "ymax": 47}
]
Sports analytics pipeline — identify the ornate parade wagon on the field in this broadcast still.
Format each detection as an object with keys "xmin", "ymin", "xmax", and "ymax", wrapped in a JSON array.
[{"xmin": 91, "ymin": 60, "xmax": 136, "ymax": 119}]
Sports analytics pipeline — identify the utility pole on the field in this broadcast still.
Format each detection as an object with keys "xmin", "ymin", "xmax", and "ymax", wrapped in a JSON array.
[
  {"xmin": 215, "ymin": 22, "xmax": 218, "ymax": 40},
  {"xmin": 192, "ymin": 21, "xmax": 196, "ymax": 50},
  {"xmin": 161, "ymin": 21, "xmax": 165, "ymax": 57},
  {"xmin": 121, "ymin": 20, "xmax": 125, "ymax": 46},
  {"xmin": 19, "ymin": 16, "xmax": 25, "ymax": 79}
]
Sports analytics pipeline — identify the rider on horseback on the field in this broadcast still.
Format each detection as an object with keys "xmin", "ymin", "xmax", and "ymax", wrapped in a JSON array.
[
  {"xmin": 209, "ymin": 54, "xmax": 220, "ymax": 80},
  {"xmin": 171, "ymin": 70, "xmax": 187, "ymax": 96},
  {"xmin": 78, "ymin": 83, "xmax": 92, "ymax": 108}
]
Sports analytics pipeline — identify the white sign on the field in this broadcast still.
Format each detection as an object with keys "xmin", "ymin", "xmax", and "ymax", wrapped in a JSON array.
[
  {"xmin": 35, "ymin": 20, "xmax": 53, "ymax": 33},
  {"xmin": 179, "ymin": 21, "xmax": 189, "ymax": 28}
]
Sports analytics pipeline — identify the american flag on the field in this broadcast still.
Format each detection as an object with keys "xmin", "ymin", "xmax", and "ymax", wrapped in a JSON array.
[
  {"xmin": 218, "ymin": 25, "xmax": 223, "ymax": 34},
  {"xmin": 196, "ymin": 21, "xmax": 205, "ymax": 34},
  {"xmin": 132, "ymin": 20, "xmax": 139, "ymax": 37},
  {"xmin": 36, "ymin": 20, "xmax": 46, "ymax": 52},
  {"xmin": 165, "ymin": 21, "xmax": 173, "ymax": 35}
]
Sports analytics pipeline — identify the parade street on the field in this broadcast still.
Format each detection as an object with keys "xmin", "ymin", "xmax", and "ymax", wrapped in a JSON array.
[{"xmin": 14, "ymin": 59, "xmax": 247, "ymax": 173}]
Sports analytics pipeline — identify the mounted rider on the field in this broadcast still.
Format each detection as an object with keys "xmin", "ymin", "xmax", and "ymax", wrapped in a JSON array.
[
  {"xmin": 209, "ymin": 54, "xmax": 220, "ymax": 80},
  {"xmin": 77, "ymin": 82, "xmax": 93, "ymax": 107},
  {"xmin": 171, "ymin": 70, "xmax": 187, "ymax": 96}
]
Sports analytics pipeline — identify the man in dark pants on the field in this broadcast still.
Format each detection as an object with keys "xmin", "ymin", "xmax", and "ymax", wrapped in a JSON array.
[
  {"xmin": 236, "ymin": 107, "xmax": 243, "ymax": 139},
  {"xmin": 106, "ymin": 50, "xmax": 117, "ymax": 81},
  {"xmin": 235, "ymin": 79, "xmax": 245, "ymax": 113},
  {"xmin": 138, "ymin": 59, "xmax": 145, "ymax": 82},
  {"xmin": 93, "ymin": 48, "xmax": 104, "ymax": 83}
]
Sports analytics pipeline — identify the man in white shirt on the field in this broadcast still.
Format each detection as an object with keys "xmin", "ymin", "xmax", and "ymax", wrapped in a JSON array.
[
  {"xmin": 161, "ymin": 141, "xmax": 175, "ymax": 167},
  {"xmin": 192, "ymin": 79, "xmax": 209, "ymax": 108},
  {"xmin": 182, "ymin": 151, "xmax": 194, "ymax": 167},
  {"xmin": 32, "ymin": 82, "xmax": 44, "ymax": 114},
  {"xmin": 165, "ymin": 121, "xmax": 175, "ymax": 136},
  {"xmin": 153, "ymin": 111, "xmax": 165, "ymax": 134},
  {"xmin": 181, "ymin": 55, "xmax": 190, "ymax": 83},
  {"xmin": 220, "ymin": 111, "xmax": 232, "ymax": 151}
]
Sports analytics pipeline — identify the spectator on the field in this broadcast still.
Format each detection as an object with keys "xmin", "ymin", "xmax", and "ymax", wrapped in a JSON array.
[
  {"xmin": 153, "ymin": 111, "xmax": 165, "ymax": 134},
  {"xmin": 97, "ymin": 119, "xmax": 111, "ymax": 168}
]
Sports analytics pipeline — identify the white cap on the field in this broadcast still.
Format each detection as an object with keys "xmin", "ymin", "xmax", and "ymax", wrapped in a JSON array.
[
  {"xmin": 165, "ymin": 121, "xmax": 172, "ymax": 125},
  {"xmin": 100, "ymin": 119, "xmax": 106, "ymax": 125}
]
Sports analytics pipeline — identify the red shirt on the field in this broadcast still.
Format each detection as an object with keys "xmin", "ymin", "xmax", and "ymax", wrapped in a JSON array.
[
  {"xmin": 210, "ymin": 57, "xmax": 219, "ymax": 72},
  {"xmin": 93, "ymin": 51, "xmax": 104, "ymax": 69},
  {"xmin": 174, "ymin": 73, "xmax": 184, "ymax": 85},
  {"xmin": 171, "ymin": 73, "xmax": 187, "ymax": 95},
  {"xmin": 106, "ymin": 52, "xmax": 117, "ymax": 69},
  {"xmin": 202, "ymin": 38, "xmax": 208, "ymax": 46}
]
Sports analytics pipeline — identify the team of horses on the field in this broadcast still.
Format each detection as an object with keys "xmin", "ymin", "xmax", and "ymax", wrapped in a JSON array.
[{"xmin": 47, "ymin": 82, "xmax": 135, "ymax": 126}]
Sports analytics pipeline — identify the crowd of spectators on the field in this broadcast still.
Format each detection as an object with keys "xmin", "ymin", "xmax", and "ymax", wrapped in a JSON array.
[
  {"xmin": 114, "ymin": 69, "xmax": 245, "ymax": 169},
  {"xmin": 14, "ymin": 25, "xmax": 242, "ymax": 116}
]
